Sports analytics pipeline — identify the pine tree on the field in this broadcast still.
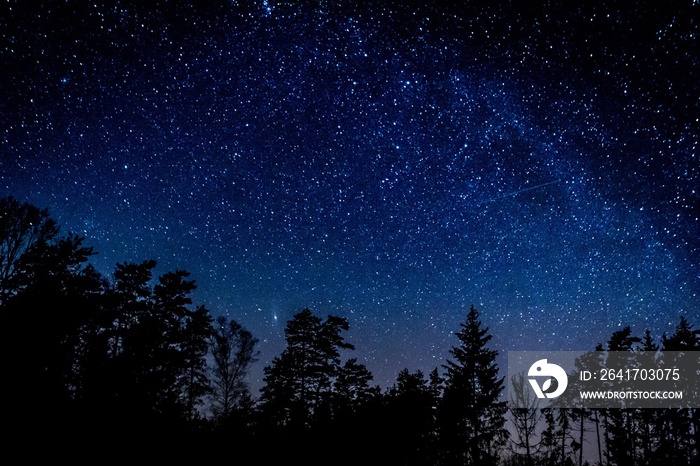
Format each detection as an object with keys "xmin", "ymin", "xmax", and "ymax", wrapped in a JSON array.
[
  {"xmin": 108, "ymin": 260, "xmax": 157, "ymax": 359},
  {"xmin": 334, "ymin": 357, "xmax": 377, "ymax": 412},
  {"xmin": 428, "ymin": 367, "xmax": 445, "ymax": 402},
  {"xmin": 256, "ymin": 308, "xmax": 356, "ymax": 465},
  {"xmin": 603, "ymin": 326, "xmax": 642, "ymax": 466},
  {"xmin": 92, "ymin": 264, "xmax": 214, "ymax": 432},
  {"xmin": 638, "ymin": 329, "xmax": 659, "ymax": 465},
  {"xmin": 662, "ymin": 316, "xmax": 700, "ymax": 351},
  {"xmin": 384, "ymin": 368, "xmax": 439, "ymax": 466},
  {"xmin": 258, "ymin": 308, "xmax": 354, "ymax": 429},
  {"xmin": 87, "ymin": 260, "xmax": 157, "ymax": 427},
  {"xmin": 329, "ymin": 357, "xmax": 380, "ymax": 460},
  {"xmin": 180, "ymin": 304, "xmax": 214, "ymax": 422},
  {"xmin": 659, "ymin": 317, "xmax": 699, "ymax": 464},
  {"xmin": 538, "ymin": 407, "xmax": 559, "ymax": 466},
  {"xmin": 437, "ymin": 305, "xmax": 508, "ymax": 465}
]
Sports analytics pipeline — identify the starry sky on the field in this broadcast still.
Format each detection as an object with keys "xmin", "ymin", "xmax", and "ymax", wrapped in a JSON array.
[{"xmin": 1, "ymin": 0, "xmax": 698, "ymax": 394}]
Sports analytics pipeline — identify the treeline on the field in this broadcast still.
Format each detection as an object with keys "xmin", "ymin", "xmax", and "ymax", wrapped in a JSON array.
[
  {"xmin": 509, "ymin": 323, "xmax": 700, "ymax": 466},
  {"xmin": 0, "ymin": 195, "xmax": 697, "ymax": 464}
]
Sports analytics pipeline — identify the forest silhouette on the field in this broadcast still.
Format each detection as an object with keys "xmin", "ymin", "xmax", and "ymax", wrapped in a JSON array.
[{"xmin": 0, "ymin": 195, "xmax": 697, "ymax": 465}]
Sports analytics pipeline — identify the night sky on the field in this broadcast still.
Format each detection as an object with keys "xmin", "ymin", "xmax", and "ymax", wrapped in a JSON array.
[{"xmin": 2, "ymin": 1, "xmax": 698, "ymax": 394}]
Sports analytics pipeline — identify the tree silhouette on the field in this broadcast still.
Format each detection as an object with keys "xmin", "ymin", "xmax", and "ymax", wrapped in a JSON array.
[
  {"xmin": 437, "ymin": 305, "xmax": 509, "ymax": 466},
  {"xmin": 149, "ymin": 269, "xmax": 209, "ymax": 422},
  {"xmin": 209, "ymin": 314, "xmax": 259, "ymax": 422},
  {"xmin": 322, "ymin": 357, "xmax": 381, "ymax": 464},
  {"xmin": 0, "ymin": 195, "xmax": 59, "ymax": 304},
  {"xmin": 383, "ymin": 368, "xmax": 440, "ymax": 465},
  {"xmin": 603, "ymin": 326, "xmax": 642, "ymax": 466},
  {"xmin": 258, "ymin": 308, "xmax": 354, "ymax": 430},
  {"xmin": 2, "ymin": 196, "xmax": 700, "ymax": 463},
  {"xmin": 80, "ymin": 259, "xmax": 159, "ymax": 429},
  {"xmin": 257, "ymin": 308, "xmax": 357, "ymax": 464},
  {"xmin": 659, "ymin": 317, "xmax": 700, "ymax": 464},
  {"xmin": 180, "ymin": 304, "xmax": 215, "ymax": 422},
  {"xmin": 334, "ymin": 357, "xmax": 378, "ymax": 414},
  {"xmin": 508, "ymin": 371, "xmax": 542, "ymax": 465},
  {"xmin": 0, "ymin": 198, "xmax": 100, "ymax": 441},
  {"xmin": 76, "ymin": 262, "xmax": 217, "ymax": 439},
  {"xmin": 637, "ymin": 328, "xmax": 660, "ymax": 466}
]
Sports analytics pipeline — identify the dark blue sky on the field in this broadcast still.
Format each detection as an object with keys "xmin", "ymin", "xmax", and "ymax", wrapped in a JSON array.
[{"xmin": 1, "ymin": 0, "xmax": 698, "ymax": 393}]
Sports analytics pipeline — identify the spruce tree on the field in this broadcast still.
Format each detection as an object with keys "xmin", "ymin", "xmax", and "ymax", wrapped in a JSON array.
[
  {"xmin": 603, "ymin": 327, "xmax": 639, "ymax": 465},
  {"xmin": 660, "ymin": 317, "xmax": 699, "ymax": 464},
  {"xmin": 437, "ymin": 305, "xmax": 508, "ymax": 465}
]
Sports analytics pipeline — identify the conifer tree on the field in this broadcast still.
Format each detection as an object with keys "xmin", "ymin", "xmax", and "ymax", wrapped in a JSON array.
[
  {"xmin": 437, "ymin": 305, "xmax": 508, "ymax": 465},
  {"xmin": 334, "ymin": 357, "xmax": 377, "ymax": 412},
  {"xmin": 660, "ymin": 317, "xmax": 699, "ymax": 464},
  {"xmin": 384, "ymin": 368, "xmax": 439, "ymax": 466},
  {"xmin": 603, "ymin": 326, "xmax": 641, "ymax": 466},
  {"xmin": 258, "ymin": 308, "xmax": 354, "ymax": 429},
  {"xmin": 638, "ymin": 329, "xmax": 659, "ymax": 465}
]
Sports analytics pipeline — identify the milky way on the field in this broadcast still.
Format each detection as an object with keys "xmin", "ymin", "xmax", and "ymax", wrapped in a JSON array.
[{"xmin": 1, "ymin": 1, "xmax": 698, "ymax": 392}]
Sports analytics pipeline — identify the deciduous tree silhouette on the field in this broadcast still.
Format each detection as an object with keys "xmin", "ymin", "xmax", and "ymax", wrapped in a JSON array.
[
  {"xmin": 0, "ymin": 197, "xmax": 100, "ymax": 438},
  {"xmin": 0, "ymin": 195, "xmax": 59, "ymax": 304},
  {"xmin": 209, "ymin": 314, "xmax": 259, "ymax": 422},
  {"xmin": 508, "ymin": 371, "xmax": 542, "ymax": 465}
]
